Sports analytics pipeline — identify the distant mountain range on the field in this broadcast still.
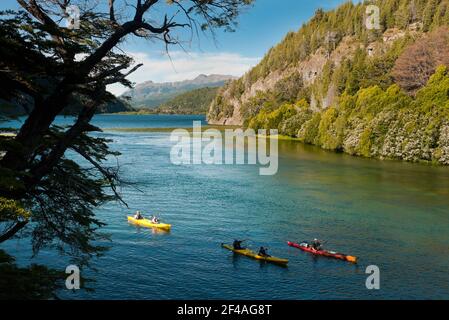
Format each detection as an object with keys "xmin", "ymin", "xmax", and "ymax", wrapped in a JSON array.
[
  {"xmin": 121, "ymin": 74, "xmax": 236, "ymax": 109},
  {"xmin": 0, "ymin": 74, "xmax": 234, "ymax": 117}
]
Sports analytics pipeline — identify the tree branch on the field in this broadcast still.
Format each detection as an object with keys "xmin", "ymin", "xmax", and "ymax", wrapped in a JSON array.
[
  {"xmin": 71, "ymin": 146, "xmax": 127, "ymax": 207},
  {"xmin": 0, "ymin": 220, "xmax": 28, "ymax": 243},
  {"xmin": 17, "ymin": 0, "xmax": 72, "ymax": 61},
  {"xmin": 28, "ymin": 88, "xmax": 106, "ymax": 183},
  {"xmin": 108, "ymin": 0, "xmax": 116, "ymax": 24}
]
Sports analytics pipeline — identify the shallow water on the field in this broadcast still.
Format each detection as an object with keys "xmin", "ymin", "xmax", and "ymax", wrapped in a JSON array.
[{"xmin": 2, "ymin": 115, "xmax": 449, "ymax": 299}]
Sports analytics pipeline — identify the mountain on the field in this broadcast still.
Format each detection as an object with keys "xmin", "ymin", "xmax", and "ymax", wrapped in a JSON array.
[
  {"xmin": 152, "ymin": 87, "xmax": 220, "ymax": 114},
  {"xmin": 208, "ymin": 0, "xmax": 449, "ymax": 165},
  {"xmin": 121, "ymin": 74, "xmax": 236, "ymax": 109}
]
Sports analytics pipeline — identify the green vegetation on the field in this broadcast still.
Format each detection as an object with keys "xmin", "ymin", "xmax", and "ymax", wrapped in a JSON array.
[
  {"xmin": 116, "ymin": 87, "xmax": 220, "ymax": 115},
  {"xmin": 245, "ymin": 0, "xmax": 449, "ymax": 84},
  {"xmin": 210, "ymin": 0, "xmax": 449, "ymax": 165},
  {"xmin": 154, "ymin": 87, "xmax": 219, "ymax": 114},
  {"xmin": 0, "ymin": 249, "xmax": 63, "ymax": 300},
  {"xmin": 211, "ymin": 0, "xmax": 449, "ymax": 119},
  {"xmin": 248, "ymin": 66, "xmax": 449, "ymax": 164}
]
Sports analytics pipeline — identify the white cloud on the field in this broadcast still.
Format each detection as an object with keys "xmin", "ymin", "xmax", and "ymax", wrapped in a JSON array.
[{"xmin": 107, "ymin": 51, "xmax": 261, "ymax": 96}]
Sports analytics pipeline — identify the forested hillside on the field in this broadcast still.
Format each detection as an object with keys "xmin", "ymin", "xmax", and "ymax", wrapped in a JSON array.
[
  {"xmin": 208, "ymin": 0, "xmax": 449, "ymax": 164},
  {"xmin": 153, "ymin": 87, "xmax": 219, "ymax": 114}
]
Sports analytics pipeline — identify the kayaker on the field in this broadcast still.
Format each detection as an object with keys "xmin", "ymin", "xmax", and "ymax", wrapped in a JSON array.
[
  {"xmin": 134, "ymin": 211, "xmax": 143, "ymax": 220},
  {"xmin": 151, "ymin": 216, "xmax": 160, "ymax": 224},
  {"xmin": 233, "ymin": 239, "xmax": 245, "ymax": 250},
  {"xmin": 311, "ymin": 239, "xmax": 322, "ymax": 251},
  {"xmin": 258, "ymin": 247, "xmax": 270, "ymax": 257}
]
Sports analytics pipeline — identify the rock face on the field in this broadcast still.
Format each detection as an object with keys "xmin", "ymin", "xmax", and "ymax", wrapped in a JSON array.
[
  {"xmin": 208, "ymin": 30, "xmax": 407, "ymax": 126},
  {"xmin": 122, "ymin": 74, "xmax": 236, "ymax": 109}
]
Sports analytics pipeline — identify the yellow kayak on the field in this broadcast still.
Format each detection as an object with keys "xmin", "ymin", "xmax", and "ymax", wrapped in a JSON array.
[
  {"xmin": 222, "ymin": 244, "xmax": 288, "ymax": 265},
  {"xmin": 127, "ymin": 216, "xmax": 171, "ymax": 231}
]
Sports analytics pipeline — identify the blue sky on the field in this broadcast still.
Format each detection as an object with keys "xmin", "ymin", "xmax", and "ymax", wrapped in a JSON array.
[{"xmin": 1, "ymin": 0, "xmax": 350, "ymax": 94}]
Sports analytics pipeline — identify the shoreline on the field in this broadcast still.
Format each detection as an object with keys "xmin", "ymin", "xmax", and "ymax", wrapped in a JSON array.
[
  {"xmin": 108, "ymin": 112, "xmax": 207, "ymax": 116},
  {"xmin": 104, "ymin": 125, "xmax": 241, "ymax": 133}
]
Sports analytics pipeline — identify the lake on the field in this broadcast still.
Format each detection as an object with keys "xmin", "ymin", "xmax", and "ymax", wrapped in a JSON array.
[{"xmin": 2, "ymin": 114, "xmax": 449, "ymax": 299}]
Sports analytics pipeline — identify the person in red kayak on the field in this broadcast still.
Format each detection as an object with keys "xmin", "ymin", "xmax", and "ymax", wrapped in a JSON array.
[{"xmin": 310, "ymin": 239, "xmax": 322, "ymax": 251}]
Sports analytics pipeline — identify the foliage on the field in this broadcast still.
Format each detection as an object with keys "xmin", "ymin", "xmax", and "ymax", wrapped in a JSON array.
[
  {"xmin": 317, "ymin": 107, "xmax": 344, "ymax": 150},
  {"xmin": 392, "ymin": 26, "xmax": 449, "ymax": 94},
  {"xmin": 279, "ymin": 99, "xmax": 312, "ymax": 136},
  {"xmin": 248, "ymin": 103, "xmax": 297, "ymax": 132},
  {"xmin": 235, "ymin": 0, "xmax": 448, "ymax": 89},
  {"xmin": 211, "ymin": 0, "xmax": 449, "ymax": 166},
  {"xmin": 0, "ymin": 249, "xmax": 63, "ymax": 300},
  {"xmin": 155, "ymin": 87, "xmax": 219, "ymax": 114},
  {"xmin": 247, "ymin": 66, "xmax": 449, "ymax": 164},
  {"xmin": 0, "ymin": 197, "xmax": 30, "ymax": 221},
  {"xmin": 300, "ymin": 112, "xmax": 322, "ymax": 145},
  {"xmin": 209, "ymin": 0, "xmax": 449, "ymax": 124}
]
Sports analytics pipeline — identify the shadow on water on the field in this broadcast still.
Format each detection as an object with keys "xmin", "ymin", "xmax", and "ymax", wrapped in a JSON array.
[{"xmin": 229, "ymin": 253, "xmax": 289, "ymax": 270}]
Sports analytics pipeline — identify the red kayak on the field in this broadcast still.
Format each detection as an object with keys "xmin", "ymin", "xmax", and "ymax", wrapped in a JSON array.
[{"xmin": 288, "ymin": 241, "xmax": 358, "ymax": 263}]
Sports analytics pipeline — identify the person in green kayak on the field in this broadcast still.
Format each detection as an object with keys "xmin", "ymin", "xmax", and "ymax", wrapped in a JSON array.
[
  {"xmin": 258, "ymin": 246, "xmax": 271, "ymax": 257},
  {"xmin": 233, "ymin": 239, "xmax": 245, "ymax": 250},
  {"xmin": 134, "ymin": 210, "xmax": 143, "ymax": 220}
]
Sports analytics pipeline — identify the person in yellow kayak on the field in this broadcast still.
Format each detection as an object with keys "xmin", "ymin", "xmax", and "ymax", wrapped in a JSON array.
[
  {"xmin": 258, "ymin": 247, "xmax": 271, "ymax": 257},
  {"xmin": 233, "ymin": 239, "xmax": 245, "ymax": 250},
  {"xmin": 134, "ymin": 210, "xmax": 143, "ymax": 220},
  {"xmin": 150, "ymin": 215, "xmax": 160, "ymax": 224}
]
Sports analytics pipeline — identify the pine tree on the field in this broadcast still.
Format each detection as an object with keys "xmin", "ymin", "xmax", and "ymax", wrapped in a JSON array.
[
  {"xmin": 423, "ymin": 0, "xmax": 439, "ymax": 31},
  {"xmin": 431, "ymin": 1, "xmax": 449, "ymax": 28},
  {"xmin": 395, "ymin": 0, "xmax": 412, "ymax": 28}
]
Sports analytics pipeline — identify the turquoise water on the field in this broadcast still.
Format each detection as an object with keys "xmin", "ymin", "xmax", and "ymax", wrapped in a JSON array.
[{"xmin": 2, "ymin": 115, "xmax": 449, "ymax": 299}]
